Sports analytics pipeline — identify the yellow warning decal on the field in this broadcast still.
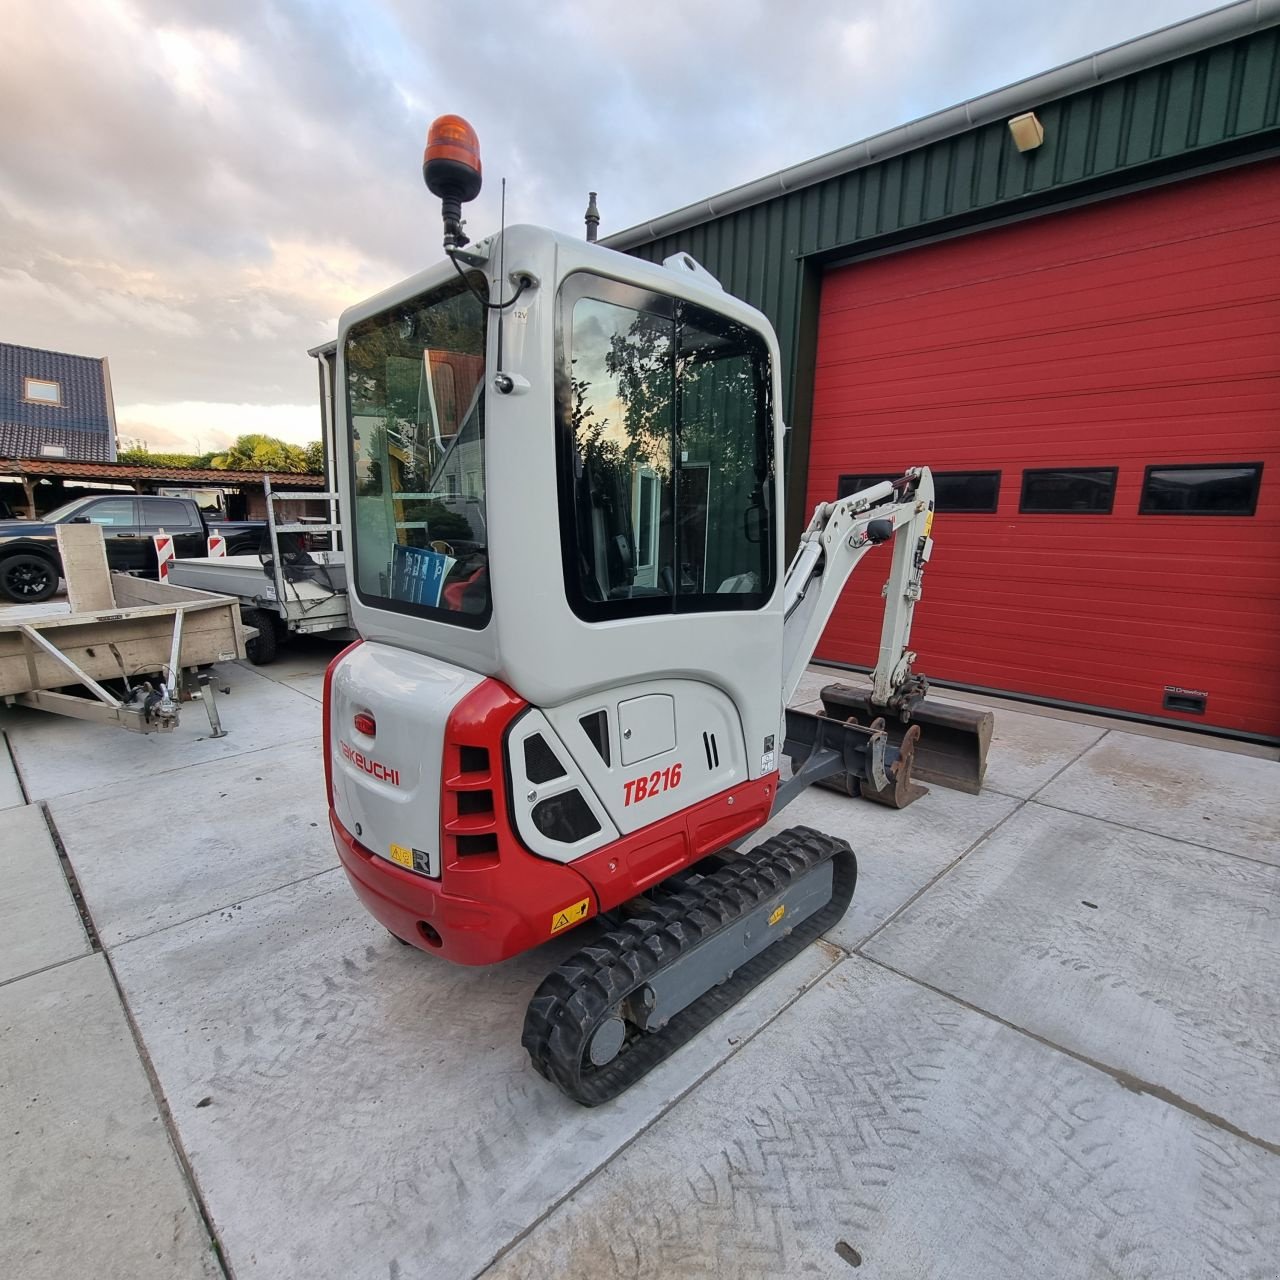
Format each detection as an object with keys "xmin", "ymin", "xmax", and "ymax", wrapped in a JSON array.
[
  {"xmin": 924, "ymin": 511, "xmax": 935, "ymax": 537},
  {"xmin": 550, "ymin": 897, "xmax": 591, "ymax": 935},
  {"xmin": 389, "ymin": 843, "xmax": 414, "ymax": 869},
  {"xmin": 769, "ymin": 904, "xmax": 786, "ymax": 927}
]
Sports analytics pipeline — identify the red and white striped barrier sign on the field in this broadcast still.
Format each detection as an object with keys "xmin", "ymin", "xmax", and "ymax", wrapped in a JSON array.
[
  {"xmin": 207, "ymin": 532, "xmax": 226, "ymax": 558},
  {"xmin": 153, "ymin": 532, "xmax": 175, "ymax": 581}
]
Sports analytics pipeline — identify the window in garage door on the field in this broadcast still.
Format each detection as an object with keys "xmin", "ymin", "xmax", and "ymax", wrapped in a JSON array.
[
  {"xmin": 838, "ymin": 471, "xmax": 1001, "ymax": 513},
  {"xmin": 1020, "ymin": 468, "xmax": 1118, "ymax": 514},
  {"xmin": 1139, "ymin": 463, "xmax": 1263, "ymax": 516}
]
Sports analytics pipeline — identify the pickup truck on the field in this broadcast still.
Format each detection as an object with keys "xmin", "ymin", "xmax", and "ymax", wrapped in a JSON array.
[{"xmin": 0, "ymin": 494, "xmax": 266, "ymax": 603}]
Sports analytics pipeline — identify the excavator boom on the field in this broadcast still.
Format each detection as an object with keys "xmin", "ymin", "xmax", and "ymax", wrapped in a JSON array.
[{"xmin": 780, "ymin": 469, "xmax": 992, "ymax": 796}]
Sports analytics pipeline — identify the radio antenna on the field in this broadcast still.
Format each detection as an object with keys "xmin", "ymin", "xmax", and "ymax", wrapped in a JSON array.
[{"xmin": 496, "ymin": 177, "xmax": 507, "ymax": 374}]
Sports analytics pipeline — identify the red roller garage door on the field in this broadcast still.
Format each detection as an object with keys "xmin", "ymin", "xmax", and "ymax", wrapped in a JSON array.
[{"xmin": 808, "ymin": 160, "xmax": 1280, "ymax": 739}]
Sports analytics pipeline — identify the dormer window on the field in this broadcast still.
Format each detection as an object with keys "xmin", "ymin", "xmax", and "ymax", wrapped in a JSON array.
[{"xmin": 23, "ymin": 377, "xmax": 62, "ymax": 406}]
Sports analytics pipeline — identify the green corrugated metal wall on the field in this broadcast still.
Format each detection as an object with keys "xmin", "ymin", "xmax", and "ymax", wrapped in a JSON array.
[{"xmin": 622, "ymin": 27, "xmax": 1280, "ymax": 538}]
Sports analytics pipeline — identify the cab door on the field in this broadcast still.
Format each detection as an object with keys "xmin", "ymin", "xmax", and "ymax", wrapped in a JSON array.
[
  {"xmin": 138, "ymin": 498, "xmax": 205, "ymax": 569},
  {"xmin": 78, "ymin": 497, "xmax": 148, "ymax": 573}
]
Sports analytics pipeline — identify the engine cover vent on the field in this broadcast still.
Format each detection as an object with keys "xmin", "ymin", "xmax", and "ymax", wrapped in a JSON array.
[
  {"xmin": 579, "ymin": 710, "xmax": 611, "ymax": 766},
  {"xmin": 532, "ymin": 790, "xmax": 602, "ymax": 843},
  {"xmin": 524, "ymin": 733, "xmax": 568, "ymax": 783}
]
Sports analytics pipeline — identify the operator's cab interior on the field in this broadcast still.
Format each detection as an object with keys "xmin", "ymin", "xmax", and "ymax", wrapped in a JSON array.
[{"xmin": 344, "ymin": 272, "xmax": 491, "ymax": 627}]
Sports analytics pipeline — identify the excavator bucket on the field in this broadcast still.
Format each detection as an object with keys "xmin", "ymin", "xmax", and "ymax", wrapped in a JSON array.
[{"xmin": 819, "ymin": 684, "xmax": 993, "ymax": 795}]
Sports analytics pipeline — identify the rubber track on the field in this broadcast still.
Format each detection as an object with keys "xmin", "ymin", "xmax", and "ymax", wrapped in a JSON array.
[{"xmin": 521, "ymin": 826, "xmax": 856, "ymax": 1106}]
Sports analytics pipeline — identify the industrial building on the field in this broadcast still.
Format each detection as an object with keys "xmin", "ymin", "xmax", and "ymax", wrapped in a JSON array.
[{"xmin": 607, "ymin": 3, "xmax": 1280, "ymax": 741}]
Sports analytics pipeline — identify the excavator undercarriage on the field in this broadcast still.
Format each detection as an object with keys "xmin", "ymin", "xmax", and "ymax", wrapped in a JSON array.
[{"xmin": 523, "ymin": 827, "xmax": 855, "ymax": 1105}]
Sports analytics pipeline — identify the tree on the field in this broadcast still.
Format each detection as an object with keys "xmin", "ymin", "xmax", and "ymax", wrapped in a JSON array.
[
  {"xmin": 211, "ymin": 434, "xmax": 310, "ymax": 473},
  {"xmin": 119, "ymin": 435, "xmax": 325, "ymax": 473}
]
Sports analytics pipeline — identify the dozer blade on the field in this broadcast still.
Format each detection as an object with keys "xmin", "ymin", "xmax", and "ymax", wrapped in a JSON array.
[{"xmin": 820, "ymin": 683, "xmax": 993, "ymax": 795}]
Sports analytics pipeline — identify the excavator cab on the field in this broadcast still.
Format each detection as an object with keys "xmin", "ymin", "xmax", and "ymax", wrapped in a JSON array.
[{"xmin": 322, "ymin": 116, "xmax": 989, "ymax": 1104}]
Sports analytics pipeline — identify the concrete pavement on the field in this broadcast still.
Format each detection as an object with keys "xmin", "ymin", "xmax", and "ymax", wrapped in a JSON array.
[
  {"xmin": 1, "ymin": 643, "xmax": 1276, "ymax": 1279},
  {"xmin": 0, "ymin": 746, "xmax": 221, "ymax": 1280}
]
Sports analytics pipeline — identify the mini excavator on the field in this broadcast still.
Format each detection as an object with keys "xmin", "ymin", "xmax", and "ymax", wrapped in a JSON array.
[{"xmin": 322, "ymin": 116, "xmax": 990, "ymax": 1104}]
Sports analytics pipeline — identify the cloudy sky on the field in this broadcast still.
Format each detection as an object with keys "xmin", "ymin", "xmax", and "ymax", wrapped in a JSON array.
[{"xmin": 1, "ymin": 0, "xmax": 1217, "ymax": 453}]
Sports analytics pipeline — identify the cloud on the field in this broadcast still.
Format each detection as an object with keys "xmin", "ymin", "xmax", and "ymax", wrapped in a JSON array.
[
  {"xmin": 0, "ymin": 0, "xmax": 1213, "ymax": 451},
  {"xmin": 115, "ymin": 401, "xmax": 320, "ymax": 453}
]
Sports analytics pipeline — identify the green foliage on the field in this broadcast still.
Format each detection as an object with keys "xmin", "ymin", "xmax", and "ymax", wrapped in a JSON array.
[
  {"xmin": 400, "ymin": 499, "xmax": 474, "ymax": 542},
  {"xmin": 603, "ymin": 310, "xmax": 674, "ymax": 472},
  {"xmin": 118, "ymin": 438, "xmax": 324, "ymax": 473},
  {"xmin": 118, "ymin": 443, "xmax": 208, "ymax": 469},
  {"xmin": 344, "ymin": 281, "xmax": 485, "ymax": 416},
  {"xmin": 211, "ymin": 434, "xmax": 311, "ymax": 474}
]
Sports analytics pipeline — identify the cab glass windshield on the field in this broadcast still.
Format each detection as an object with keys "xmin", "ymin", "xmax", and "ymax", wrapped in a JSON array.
[
  {"xmin": 344, "ymin": 274, "xmax": 490, "ymax": 625},
  {"xmin": 42, "ymin": 497, "xmax": 94, "ymax": 522},
  {"xmin": 556, "ymin": 273, "xmax": 775, "ymax": 621}
]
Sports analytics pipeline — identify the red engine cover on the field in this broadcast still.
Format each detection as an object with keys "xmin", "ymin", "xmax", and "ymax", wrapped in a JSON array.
[{"xmin": 326, "ymin": 649, "xmax": 779, "ymax": 965}]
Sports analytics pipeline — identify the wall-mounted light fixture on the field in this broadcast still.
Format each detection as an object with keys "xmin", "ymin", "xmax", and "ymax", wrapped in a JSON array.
[{"xmin": 1007, "ymin": 111, "xmax": 1045, "ymax": 152}]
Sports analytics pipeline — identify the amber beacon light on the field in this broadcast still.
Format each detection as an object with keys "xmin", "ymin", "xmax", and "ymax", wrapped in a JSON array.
[{"xmin": 424, "ymin": 114, "xmax": 483, "ymax": 249}]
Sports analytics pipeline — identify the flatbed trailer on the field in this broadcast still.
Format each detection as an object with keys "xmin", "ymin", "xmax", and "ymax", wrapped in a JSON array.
[
  {"xmin": 168, "ymin": 478, "xmax": 354, "ymax": 663},
  {"xmin": 0, "ymin": 574, "xmax": 247, "ymax": 735}
]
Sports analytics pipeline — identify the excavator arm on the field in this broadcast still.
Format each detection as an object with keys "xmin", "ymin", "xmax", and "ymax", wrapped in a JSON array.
[
  {"xmin": 781, "ymin": 467, "xmax": 935, "ymax": 709},
  {"xmin": 778, "ymin": 465, "xmax": 993, "ymax": 803}
]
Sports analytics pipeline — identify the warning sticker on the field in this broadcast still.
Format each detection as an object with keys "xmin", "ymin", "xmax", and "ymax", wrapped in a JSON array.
[
  {"xmin": 550, "ymin": 897, "xmax": 591, "ymax": 935},
  {"xmin": 389, "ymin": 843, "xmax": 414, "ymax": 869},
  {"xmin": 924, "ymin": 510, "xmax": 935, "ymax": 537},
  {"xmin": 768, "ymin": 904, "xmax": 786, "ymax": 927}
]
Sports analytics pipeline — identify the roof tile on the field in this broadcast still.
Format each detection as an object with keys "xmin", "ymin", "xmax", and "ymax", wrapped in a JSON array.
[{"xmin": 0, "ymin": 342, "xmax": 115, "ymax": 457}]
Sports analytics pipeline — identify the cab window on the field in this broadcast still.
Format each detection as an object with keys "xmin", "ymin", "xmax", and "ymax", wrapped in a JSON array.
[
  {"xmin": 556, "ymin": 274, "xmax": 775, "ymax": 622},
  {"xmin": 343, "ymin": 273, "xmax": 490, "ymax": 626},
  {"xmin": 84, "ymin": 499, "xmax": 136, "ymax": 526},
  {"xmin": 139, "ymin": 499, "xmax": 199, "ymax": 529}
]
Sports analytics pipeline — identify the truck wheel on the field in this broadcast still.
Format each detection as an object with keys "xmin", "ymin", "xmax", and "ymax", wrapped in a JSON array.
[
  {"xmin": 0, "ymin": 554, "xmax": 58, "ymax": 603},
  {"xmin": 243, "ymin": 608, "xmax": 279, "ymax": 665}
]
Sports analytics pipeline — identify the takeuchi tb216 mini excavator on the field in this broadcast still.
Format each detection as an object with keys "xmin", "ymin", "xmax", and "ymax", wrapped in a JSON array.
[{"xmin": 323, "ymin": 116, "xmax": 991, "ymax": 1105}]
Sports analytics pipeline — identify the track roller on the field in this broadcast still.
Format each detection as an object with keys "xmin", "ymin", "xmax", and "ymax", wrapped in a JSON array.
[{"xmin": 521, "ymin": 826, "xmax": 856, "ymax": 1106}]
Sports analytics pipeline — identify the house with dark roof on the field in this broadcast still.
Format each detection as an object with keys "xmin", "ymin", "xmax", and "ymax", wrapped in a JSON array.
[{"xmin": 0, "ymin": 341, "xmax": 118, "ymax": 463}]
